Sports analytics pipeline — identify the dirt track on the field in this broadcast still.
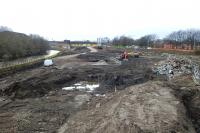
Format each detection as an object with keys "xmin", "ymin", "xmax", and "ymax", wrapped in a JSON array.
[{"xmin": 0, "ymin": 47, "xmax": 199, "ymax": 133}]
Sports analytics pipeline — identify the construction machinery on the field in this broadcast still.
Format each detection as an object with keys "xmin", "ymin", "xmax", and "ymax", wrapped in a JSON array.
[
  {"xmin": 129, "ymin": 51, "xmax": 140, "ymax": 58},
  {"xmin": 119, "ymin": 48, "xmax": 142, "ymax": 61},
  {"xmin": 121, "ymin": 51, "xmax": 128, "ymax": 60}
]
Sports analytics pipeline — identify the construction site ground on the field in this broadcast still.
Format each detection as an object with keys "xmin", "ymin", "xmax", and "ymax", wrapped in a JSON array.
[{"xmin": 0, "ymin": 47, "xmax": 199, "ymax": 133}]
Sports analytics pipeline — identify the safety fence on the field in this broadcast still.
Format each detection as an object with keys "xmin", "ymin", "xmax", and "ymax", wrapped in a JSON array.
[{"xmin": 0, "ymin": 50, "xmax": 60, "ymax": 72}]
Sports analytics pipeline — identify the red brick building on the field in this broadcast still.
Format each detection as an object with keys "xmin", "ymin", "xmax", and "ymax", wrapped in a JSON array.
[{"xmin": 163, "ymin": 43, "xmax": 192, "ymax": 50}]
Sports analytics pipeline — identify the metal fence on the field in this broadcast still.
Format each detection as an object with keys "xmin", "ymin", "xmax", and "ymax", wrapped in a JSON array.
[
  {"xmin": 0, "ymin": 50, "xmax": 60, "ymax": 70},
  {"xmin": 0, "ymin": 55, "xmax": 45, "ymax": 69}
]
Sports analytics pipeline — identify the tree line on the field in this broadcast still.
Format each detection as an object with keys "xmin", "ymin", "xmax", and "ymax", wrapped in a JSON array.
[
  {"xmin": 164, "ymin": 29, "xmax": 200, "ymax": 49},
  {"xmin": 0, "ymin": 31, "xmax": 49, "ymax": 61},
  {"xmin": 111, "ymin": 34, "xmax": 156, "ymax": 47},
  {"xmin": 110, "ymin": 29, "xmax": 200, "ymax": 50}
]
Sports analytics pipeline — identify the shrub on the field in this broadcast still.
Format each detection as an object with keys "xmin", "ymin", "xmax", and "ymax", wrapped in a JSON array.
[{"xmin": 0, "ymin": 31, "xmax": 49, "ymax": 61}]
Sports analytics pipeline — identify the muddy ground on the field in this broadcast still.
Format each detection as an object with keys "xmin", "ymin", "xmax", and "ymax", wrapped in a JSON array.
[{"xmin": 0, "ymin": 47, "xmax": 199, "ymax": 133}]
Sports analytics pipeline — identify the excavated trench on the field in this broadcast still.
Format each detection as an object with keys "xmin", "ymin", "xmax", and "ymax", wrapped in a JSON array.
[
  {"xmin": 183, "ymin": 91, "xmax": 200, "ymax": 132},
  {"xmin": 165, "ymin": 83, "xmax": 200, "ymax": 132},
  {"xmin": 177, "ymin": 89, "xmax": 200, "ymax": 132}
]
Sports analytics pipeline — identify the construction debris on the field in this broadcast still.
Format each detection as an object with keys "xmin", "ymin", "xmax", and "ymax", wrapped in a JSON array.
[
  {"xmin": 153, "ymin": 54, "xmax": 200, "ymax": 85},
  {"xmin": 192, "ymin": 64, "xmax": 200, "ymax": 85}
]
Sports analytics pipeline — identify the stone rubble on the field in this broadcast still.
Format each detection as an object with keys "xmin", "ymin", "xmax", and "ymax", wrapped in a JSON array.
[{"xmin": 153, "ymin": 54, "xmax": 200, "ymax": 85}]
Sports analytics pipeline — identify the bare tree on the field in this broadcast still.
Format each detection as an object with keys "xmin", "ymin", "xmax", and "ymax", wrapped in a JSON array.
[
  {"xmin": 112, "ymin": 36, "xmax": 134, "ymax": 46},
  {"xmin": 135, "ymin": 34, "xmax": 157, "ymax": 48},
  {"xmin": 164, "ymin": 29, "xmax": 200, "ymax": 50}
]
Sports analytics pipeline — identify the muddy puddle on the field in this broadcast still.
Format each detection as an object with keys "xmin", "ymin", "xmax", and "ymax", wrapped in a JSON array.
[{"xmin": 62, "ymin": 81, "xmax": 100, "ymax": 92}]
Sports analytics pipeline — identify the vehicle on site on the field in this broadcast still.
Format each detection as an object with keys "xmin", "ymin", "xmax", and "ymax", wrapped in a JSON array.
[
  {"xmin": 120, "ymin": 50, "xmax": 128, "ymax": 60},
  {"xmin": 133, "ymin": 52, "xmax": 140, "ymax": 58},
  {"xmin": 128, "ymin": 51, "xmax": 142, "ymax": 58},
  {"xmin": 119, "ymin": 49, "xmax": 142, "ymax": 60}
]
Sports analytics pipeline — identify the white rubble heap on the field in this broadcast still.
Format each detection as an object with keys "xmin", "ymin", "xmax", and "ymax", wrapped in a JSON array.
[
  {"xmin": 192, "ymin": 64, "xmax": 200, "ymax": 85},
  {"xmin": 153, "ymin": 54, "xmax": 200, "ymax": 85}
]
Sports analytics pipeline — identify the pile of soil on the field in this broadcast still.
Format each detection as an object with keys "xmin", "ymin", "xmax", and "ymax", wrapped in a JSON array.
[
  {"xmin": 73, "ymin": 47, "xmax": 90, "ymax": 53},
  {"xmin": 58, "ymin": 81, "xmax": 196, "ymax": 133},
  {"xmin": 0, "ymin": 91, "xmax": 91, "ymax": 133}
]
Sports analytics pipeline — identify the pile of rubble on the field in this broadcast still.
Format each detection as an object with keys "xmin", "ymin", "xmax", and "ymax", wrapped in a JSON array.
[
  {"xmin": 192, "ymin": 64, "xmax": 200, "ymax": 85},
  {"xmin": 153, "ymin": 54, "xmax": 200, "ymax": 85}
]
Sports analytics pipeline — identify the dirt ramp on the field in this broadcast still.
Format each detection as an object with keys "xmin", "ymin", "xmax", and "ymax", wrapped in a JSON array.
[{"xmin": 58, "ymin": 82, "xmax": 195, "ymax": 133}]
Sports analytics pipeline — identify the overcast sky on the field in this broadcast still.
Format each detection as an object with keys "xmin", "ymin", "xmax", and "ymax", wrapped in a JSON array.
[{"xmin": 0, "ymin": 0, "xmax": 200, "ymax": 41}]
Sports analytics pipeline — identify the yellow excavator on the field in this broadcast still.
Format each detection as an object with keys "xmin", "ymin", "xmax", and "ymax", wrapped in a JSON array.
[
  {"xmin": 120, "ymin": 51, "xmax": 142, "ymax": 61},
  {"xmin": 128, "ymin": 51, "xmax": 142, "ymax": 58}
]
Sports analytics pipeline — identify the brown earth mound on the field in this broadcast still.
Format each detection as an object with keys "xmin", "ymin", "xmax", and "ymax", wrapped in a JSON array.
[{"xmin": 58, "ymin": 81, "xmax": 195, "ymax": 133}]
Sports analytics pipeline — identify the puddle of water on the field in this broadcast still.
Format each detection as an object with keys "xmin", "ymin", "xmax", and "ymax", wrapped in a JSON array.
[
  {"xmin": 62, "ymin": 86, "xmax": 75, "ymax": 90},
  {"xmin": 62, "ymin": 81, "xmax": 99, "ymax": 92},
  {"xmin": 95, "ymin": 94, "xmax": 106, "ymax": 97}
]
